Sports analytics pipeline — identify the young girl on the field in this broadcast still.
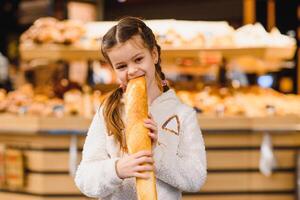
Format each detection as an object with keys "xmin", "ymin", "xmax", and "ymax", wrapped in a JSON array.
[{"xmin": 75, "ymin": 17, "xmax": 207, "ymax": 200}]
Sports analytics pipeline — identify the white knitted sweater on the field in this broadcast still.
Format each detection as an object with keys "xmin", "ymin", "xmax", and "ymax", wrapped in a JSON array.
[{"xmin": 75, "ymin": 89, "xmax": 207, "ymax": 200}]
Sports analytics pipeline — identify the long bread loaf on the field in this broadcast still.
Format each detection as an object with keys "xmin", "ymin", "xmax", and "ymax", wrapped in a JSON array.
[{"xmin": 124, "ymin": 76, "xmax": 158, "ymax": 200}]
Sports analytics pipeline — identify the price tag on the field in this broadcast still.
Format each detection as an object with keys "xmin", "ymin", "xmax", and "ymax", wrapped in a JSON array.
[
  {"xmin": 5, "ymin": 149, "xmax": 25, "ymax": 189},
  {"xmin": 0, "ymin": 144, "xmax": 5, "ymax": 187}
]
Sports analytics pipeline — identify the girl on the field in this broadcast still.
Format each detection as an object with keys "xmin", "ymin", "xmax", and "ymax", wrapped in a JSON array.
[{"xmin": 75, "ymin": 17, "xmax": 207, "ymax": 200}]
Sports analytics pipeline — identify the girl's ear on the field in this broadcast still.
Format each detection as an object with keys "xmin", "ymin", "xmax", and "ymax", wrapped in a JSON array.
[{"xmin": 152, "ymin": 46, "xmax": 159, "ymax": 64}]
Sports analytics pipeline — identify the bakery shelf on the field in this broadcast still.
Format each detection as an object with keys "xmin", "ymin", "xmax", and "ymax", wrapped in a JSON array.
[
  {"xmin": 20, "ymin": 43, "xmax": 101, "ymax": 61},
  {"xmin": 0, "ymin": 114, "xmax": 90, "ymax": 134},
  {"xmin": 163, "ymin": 65, "xmax": 218, "ymax": 76},
  {"xmin": 0, "ymin": 114, "xmax": 299, "ymax": 134},
  {"xmin": 162, "ymin": 46, "xmax": 296, "ymax": 60},
  {"xmin": 20, "ymin": 43, "xmax": 296, "ymax": 62},
  {"xmin": 198, "ymin": 115, "xmax": 300, "ymax": 132}
]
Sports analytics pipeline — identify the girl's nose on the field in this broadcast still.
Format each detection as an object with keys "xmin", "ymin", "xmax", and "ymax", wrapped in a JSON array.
[{"xmin": 128, "ymin": 66, "xmax": 143, "ymax": 79}]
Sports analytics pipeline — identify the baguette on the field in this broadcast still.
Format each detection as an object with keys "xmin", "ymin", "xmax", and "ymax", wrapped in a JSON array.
[{"xmin": 125, "ymin": 76, "xmax": 158, "ymax": 200}]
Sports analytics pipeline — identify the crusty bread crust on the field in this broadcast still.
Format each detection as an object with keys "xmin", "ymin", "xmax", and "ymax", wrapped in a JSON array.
[{"xmin": 125, "ymin": 76, "xmax": 158, "ymax": 200}]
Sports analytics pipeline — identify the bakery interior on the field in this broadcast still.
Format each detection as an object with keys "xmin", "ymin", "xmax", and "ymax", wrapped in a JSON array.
[{"xmin": 0, "ymin": 0, "xmax": 299, "ymax": 200}]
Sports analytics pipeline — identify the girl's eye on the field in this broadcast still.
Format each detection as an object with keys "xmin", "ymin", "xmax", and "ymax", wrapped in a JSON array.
[
  {"xmin": 116, "ymin": 65, "xmax": 126, "ymax": 70},
  {"xmin": 135, "ymin": 57, "xmax": 143, "ymax": 63}
]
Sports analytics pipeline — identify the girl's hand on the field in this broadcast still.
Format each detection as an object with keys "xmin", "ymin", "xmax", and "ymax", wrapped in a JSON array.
[
  {"xmin": 144, "ymin": 113, "xmax": 158, "ymax": 148},
  {"xmin": 116, "ymin": 150, "xmax": 154, "ymax": 179}
]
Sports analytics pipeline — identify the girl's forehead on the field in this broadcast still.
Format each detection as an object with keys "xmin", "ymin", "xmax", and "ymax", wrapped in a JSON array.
[
  {"xmin": 115, "ymin": 35, "xmax": 146, "ymax": 51},
  {"xmin": 107, "ymin": 36, "xmax": 149, "ymax": 63}
]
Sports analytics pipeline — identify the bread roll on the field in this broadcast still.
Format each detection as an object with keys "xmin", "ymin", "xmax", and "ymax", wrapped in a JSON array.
[{"xmin": 125, "ymin": 76, "xmax": 158, "ymax": 200}]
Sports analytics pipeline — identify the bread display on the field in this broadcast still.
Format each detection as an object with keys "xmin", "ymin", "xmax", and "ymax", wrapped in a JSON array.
[
  {"xmin": 177, "ymin": 86, "xmax": 300, "ymax": 117},
  {"xmin": 124, "ymin": 76, "xmax": 158, "ymax": 200},
  {"xmin": 20, "ymin": 18, "xmax": 295, "ymax": 49},
  {"xmin": 83, "ymin": 19, "xmax": 295, "ymax": 49},
  {"xmin": 8, "ymin": 19, "xmax": 300, "ymax": 118},
  {"xmin": 0, "ymin": 83, "xmax": 299, "ymax": 118},
  {"xmin": 92, "ymin": 19, "xmax": 294, "ymax": 49},
  {"xmin": 0, "ymin": 84, "xmax": 97, "ymax": 118},
  {"xmin": 20, "ymin": 17, "xmax": 85, "ymax": 44}
]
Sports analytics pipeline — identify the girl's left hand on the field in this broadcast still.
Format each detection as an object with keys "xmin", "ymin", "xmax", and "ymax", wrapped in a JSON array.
[{"xmin": 144, "ymin": 113, "xmax": 158, "ymax": 149}]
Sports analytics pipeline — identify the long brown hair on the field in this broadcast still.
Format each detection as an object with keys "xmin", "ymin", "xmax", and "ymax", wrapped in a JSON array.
[{"xmin": 101, "ymin": 17, "xmax": 169, "ymax": 150}]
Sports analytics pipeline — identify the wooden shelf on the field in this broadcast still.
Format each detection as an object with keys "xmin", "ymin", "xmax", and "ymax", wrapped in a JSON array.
[
  {"xmin": 162, "ymin": 46, "xmax": 296, "ymax": 60},
  {"xmin": 198, "ymin": 115, "xmax": 300, "ymax": 131},
  {"xmin": 163, "ymin": 65, "xmax": 218, "ymax": 76},
  {"xmin": 20, "ymin": 43, "xmax": 296, "ymax": 62},
  {"xmin": 0, "ymin": 114, "xmax": 90, "ymax": 134},
  {"xmin": 19, "ymin": 43, "xmax": 101, "ymax": 61},
  {"xmin": 0, "ymin": 114, "xmax": 299, "ymax": 134}
]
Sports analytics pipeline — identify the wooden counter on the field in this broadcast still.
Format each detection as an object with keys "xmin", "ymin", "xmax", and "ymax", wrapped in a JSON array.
[{"xmin": 0, "ymin": 114, "xmax": 299, "ymax": 200}]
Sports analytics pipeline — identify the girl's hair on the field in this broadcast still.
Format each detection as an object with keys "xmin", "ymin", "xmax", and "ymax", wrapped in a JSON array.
[{"xmin": 100, "ymin": 16, "xmax": 169, "ymax": 150}]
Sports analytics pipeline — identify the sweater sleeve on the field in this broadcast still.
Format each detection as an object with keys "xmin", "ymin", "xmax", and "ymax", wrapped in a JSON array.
[
  {"xmin": 154, "ymin": 108, "xmax": 207, "ymax": 192},
  {"xmin": 74, "ymin": 108, "xmax": 123, "ymax": 198}
]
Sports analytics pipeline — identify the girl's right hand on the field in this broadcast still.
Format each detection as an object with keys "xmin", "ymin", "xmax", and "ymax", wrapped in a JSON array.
[{"xmin": 116, "ymin": 150, "xmax": 154, "ymax": 179}]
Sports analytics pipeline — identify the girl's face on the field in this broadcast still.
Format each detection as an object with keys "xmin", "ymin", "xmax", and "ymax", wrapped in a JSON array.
[{"xmin": 107, "ymin": 35, "xmax": 158, "ymax": 89}]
